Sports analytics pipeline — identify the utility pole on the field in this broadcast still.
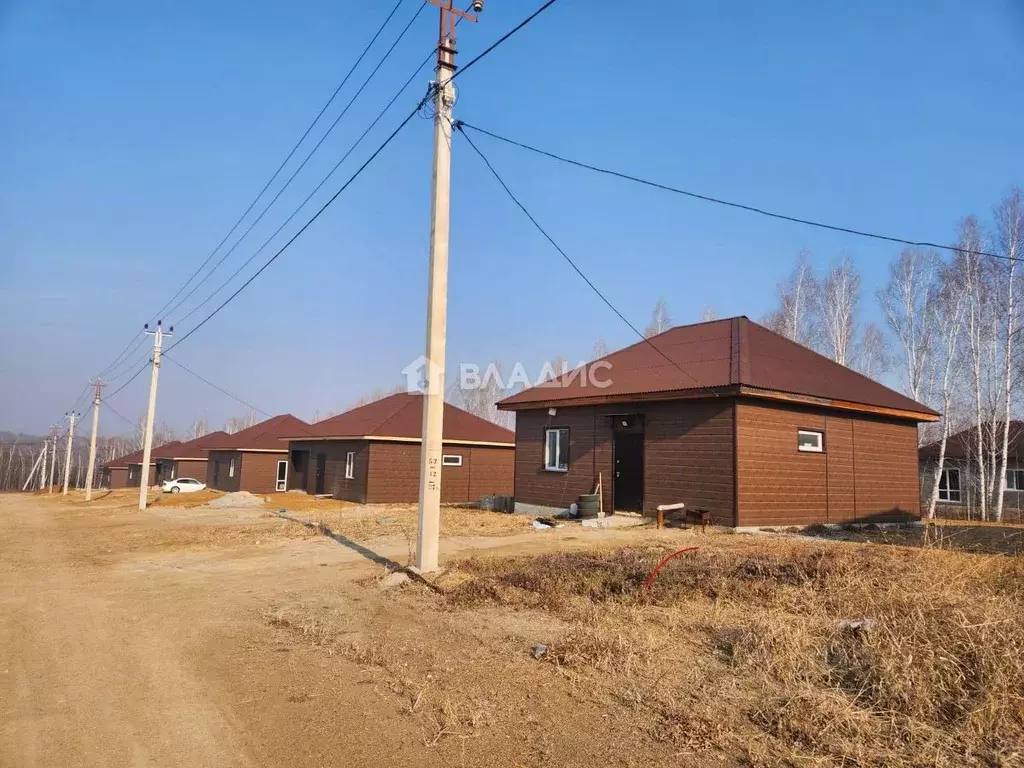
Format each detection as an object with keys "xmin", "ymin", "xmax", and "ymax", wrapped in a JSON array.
[
  {"xmin": 84, "ymin": 380, "xmax": 105, "ymax": 501},
  {"xmin": 138, "ymin": 321, "xmax": 171, "ymax": 511},
  {"xmin": 62, "ymin": 411, "xmax": 78, "ymax": 495},
  {"xmin": 415, "ymin": 0, "xmax": 481, "ymax": 574},
  {"xmin": 48, "ymin": 426, "xmax": 58, "ymax": 493},
  {"xmin": 39, "ymin": 433, "xmax": 47, "ymax": 492}
]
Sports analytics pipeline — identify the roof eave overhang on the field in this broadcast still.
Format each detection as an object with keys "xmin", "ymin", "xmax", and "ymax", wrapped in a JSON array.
[
  {"xmin": 277, "ymin": 435, "xmax": 514, "ymax": 448},
  {"xmin": 496, "ymin": 384, "xmax": 939, "ymax": 422}
]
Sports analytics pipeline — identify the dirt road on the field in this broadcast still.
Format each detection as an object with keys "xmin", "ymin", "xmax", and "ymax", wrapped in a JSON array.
[{"xmin": 0, "ymin": 492, "xmax": 671, "ymax": 767}]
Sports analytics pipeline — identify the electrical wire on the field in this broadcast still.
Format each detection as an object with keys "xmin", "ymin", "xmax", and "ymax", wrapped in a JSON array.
[
  {"xmin": 151, "ymin": 0, "xmax": 414, "ymax": 325},
  {"xmin": 102, "ymin": 400, "xmax": 141, "ymax": 432},
  {"xmin": 165, "ymin": 0, "xmax": 429, "ymax": 324},
  {"xmin": 455, "ymin": 122, "xmax": 722, "ymax": 396},
  {"xmin": 439, "ymin": 0, "xmax": 559, "ymax": 86},
  {"xmin": 456, "ymin": 121, "xmax": 1012, "ymax": 263},
  {"xmin": 173, "ymin": 39, "xmax": 436, "ymax": 329},
  {"xmin": 162, "ymin": 354, "xmax": 273, "ymax": 418},
  {"xmin": 163, "ymin": 1, "xmax": 564, "ymax": 354},
  {"xmin": 84, "ymin": 0, "xmax": 413, "ymax": 392},
  {"xmin": 104, "ymin": 361, "xmax": 150, "ymax": 401}
]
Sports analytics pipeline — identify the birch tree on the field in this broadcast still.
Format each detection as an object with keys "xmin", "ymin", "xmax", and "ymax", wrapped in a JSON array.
[
  {"xmin": 926, "ymin": 261, "xmax": 968, "ymax": 518},
  {"xmin": 992, "ymin": 188, "xmax": 1023, "ymax": 522},
  {"xmin": 644, "ymin": 298, "xmax": 672, "ymax": 338},
  {"xmin": 959, "ymin": 215, "xmax": 993, "ymax": 519},
  {"xmin": 878, "ymin": 248, "xmax": 939, "ymax": 402},
  {"xmin": 818, "ymin": 254, "xmax": 860, "ymax": 365},
  {"xmin": 852, "ymin": 322, "xmax": 891, "ymax": 379},
  {"xmin": 765, "ymin": 250, "xmax": 817, "ymax": 346}
]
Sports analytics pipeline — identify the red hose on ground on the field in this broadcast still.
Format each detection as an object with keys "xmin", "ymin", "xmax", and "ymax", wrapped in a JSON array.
[{"xmin": 643, "ymin": 547, "xmax": 700, "ymax": 591}]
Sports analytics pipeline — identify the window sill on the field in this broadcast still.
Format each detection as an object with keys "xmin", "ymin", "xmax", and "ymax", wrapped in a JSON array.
[{"xmin": 544, "ymin": 467, "xmax": 569, "ymax": 473}]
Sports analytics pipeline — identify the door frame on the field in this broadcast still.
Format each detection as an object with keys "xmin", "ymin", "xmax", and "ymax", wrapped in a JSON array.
[
  {"xmin": 611, "ymin": 414, "xmax": 645, "ymax": 513},
  {"xmin": 275, "ymin": 459, "xmax": 288, "ymax": 492}
]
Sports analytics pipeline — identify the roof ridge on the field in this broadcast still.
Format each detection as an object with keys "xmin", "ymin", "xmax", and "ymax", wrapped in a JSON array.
[{"xmin": 369, "ymin": 393, "xmax": 419, "ymax": 436}]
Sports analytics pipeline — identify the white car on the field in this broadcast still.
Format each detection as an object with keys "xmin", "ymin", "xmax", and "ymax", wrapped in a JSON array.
[{"xmin": 161, "ymin": 477, "xmax": 206, "ymax": 494}]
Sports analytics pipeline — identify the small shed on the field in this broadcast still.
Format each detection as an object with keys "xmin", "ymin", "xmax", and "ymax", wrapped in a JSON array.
[{"xmin": 281, "ymin": 392, "xmax": 514, "ymax": 503}]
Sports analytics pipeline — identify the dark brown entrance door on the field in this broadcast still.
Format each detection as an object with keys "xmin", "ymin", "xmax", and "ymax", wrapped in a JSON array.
[
  {"xmin": 314, "ymin": 453, "xmax": 327, "ymax": 495},
  {"xmin": 613, "ymin": 429, "xmax": 644, "ymax": 512}
]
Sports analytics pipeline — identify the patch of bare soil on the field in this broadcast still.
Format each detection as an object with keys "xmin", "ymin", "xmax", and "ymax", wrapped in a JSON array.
[{"xmin": 284, "ymin": 503, "xmax": 536, "ymax": 541}]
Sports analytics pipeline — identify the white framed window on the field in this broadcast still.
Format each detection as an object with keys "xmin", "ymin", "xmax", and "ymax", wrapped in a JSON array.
[
  {"xmin": 276, "ymin": 460, "xmax": 288, "ymax": 492},
  {"xmin": 228, "ymin": 459, "xmax": 235, "ymax": 478},
  {"xmin": 1007, "ymin": 469, "xmax": 1024, "ymax": 491},
  {"xmin": 544, "ymin": 428, "xmax": 569, "ymax": 472},
  {"xmin": 797, "ymin": 429, "xmax": 824, "ymax": 453},
  {"xmin": 442, "ymin": 454, "xmax": 463, "ymax": 467},
  {"xmin": 129, "ymin": 466, "xmax": 137, "ymax": 481},
  {"xmin": 345, "ymin": 451, "xmax": 355, "ymax": 480},
  {"xmin": 938, "ymin": 468, "xmax": 961, "ymax": 503}
]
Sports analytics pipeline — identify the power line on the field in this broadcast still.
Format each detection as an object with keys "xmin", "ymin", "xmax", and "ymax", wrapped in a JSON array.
[
  {"xmin": 101, "ymin": 400, "xmax": 140, "ymax": 432},
  {"xmin": 162, "ymin": 354, "xmax": 272, "ymax": 418},
  {"xmin": 165, "ymin": 0, "xmax": 429, "ymax": 324},
  {"xmin": 83, "ymin": 0, "xmax": 413, "ymax": 392},
  {"xmin": 173, "ymin": 34, "xmax": 436, "ymax": 329},
  {"xmin": 151, "ymin": 0, "xmax": 414, "ymax": 325},
  {"xmin": 440, "ymin": 0, "xmax": 559, "ymax": 86},
  {"xmin": 456, "ymin": 121, "xmax": 1013, "ymax": 263},
  {"xmin": 164, "ymin": 0, "xmax": 566, "ymax": 355},
  {"xmin": 104, "ymin": 361, "xmax": 149, "ymax": 401},
  {"xmin": 455, "ymin": 122, "xmax": 720, "ymax": 396},
  {"xmin": 165, "ymin": 108, "xmax": 422, "ymax": 355}
]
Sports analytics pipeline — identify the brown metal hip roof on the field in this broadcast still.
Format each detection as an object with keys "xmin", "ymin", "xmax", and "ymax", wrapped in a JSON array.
[{"xmin": 498, "ymin": 316, "xmax": 938, "ymax": 420}]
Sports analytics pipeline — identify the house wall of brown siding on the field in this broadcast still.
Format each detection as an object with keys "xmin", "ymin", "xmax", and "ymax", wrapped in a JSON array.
[
  {"xmin": 107, "ymin": 467, "xmax": 129, "ymax": 489},
  {"xmin": 207, "ymin": 451, "xmax": 242, "ymax": 492},
  {"xmin": 126, "ymin": 464, "xmax": 157, "ymax": 488},
  {"xmin": 365, "ymin": 443, "xmax": 513, "ymax": 504},
  {"xmin": 173, "ymin": 459, "xmax": 209, "ymax": 484},
  {"xmin": 238, "ymin": 452, "xmax": 288, "ymax": 494},
  {"xmin": 286, "ymin": 440, "xmax": 368, "ymax": 501},
  {"xmin": 513, "ymin": 400, "xmax": 735, "ymax": 524},
  {"xmin": 735, "ymin": 400, "xmax": 920, "ymax": 526}
]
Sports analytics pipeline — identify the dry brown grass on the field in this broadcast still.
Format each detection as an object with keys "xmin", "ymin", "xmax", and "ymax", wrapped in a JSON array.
[{"xmin": 435, "ymin": 538, "xmax": 1024, "ymax": 766}]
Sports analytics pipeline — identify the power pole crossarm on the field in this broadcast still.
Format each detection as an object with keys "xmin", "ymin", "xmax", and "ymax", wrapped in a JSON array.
[
  {"xmin": 84, "ymin": 380, "xmax": 105, "ymax": 501},
  {"xmin": 139, "ymin": 322, "xmax": 171, "ymax": 511},
  {"xmin": 415, "ymin": 0, "xmax": 480, "ymax": 574}
]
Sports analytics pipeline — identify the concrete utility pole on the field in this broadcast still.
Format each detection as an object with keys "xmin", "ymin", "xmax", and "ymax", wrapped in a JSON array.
[
  {"xmin": 62, "ymin": 411, "xmax": 78, "ymax": 495},
  {"xmin": 39, "ymin": 434, "xmax": 47, "ymax": 492},
  {"xmin": 84, "ymin": 380, "xmax": 105, "ymax": 501},
  {"xmin": 138, "ymin": 321, "xmax": 171, "ymax": 511},
  {"xmin": 415, "ymin": 0, "xmax": 481, "ymax": 574},
  {"xmin": 48, "ymin": 426, "xmax": 58, "ymax": 493},
  {"xmin": 22, "ymin": 448, "xmax": 45, "ymax": 492}
]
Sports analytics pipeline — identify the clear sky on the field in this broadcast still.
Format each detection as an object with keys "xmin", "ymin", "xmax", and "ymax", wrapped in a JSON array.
[{"xmin": 2, "ymin": 0, "xmax": 1022, "ymax": 436}]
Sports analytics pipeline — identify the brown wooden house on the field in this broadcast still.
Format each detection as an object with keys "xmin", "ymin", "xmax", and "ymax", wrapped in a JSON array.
[
  {"xmin": 919, "ymin": 422, "xmax": 1024, "ymax": 518},
  {"xmin": 205, "ymin": 415, "xmax": 310, "ymax": 493},
  {"xmin": 99, "ymin": 440, "xmax": 180, "ymax": 488},
  {"xmin": 152, "ymin": 432, "xmax": 229, "ymax": 484},
  {"xmin": 497, "ymin": 316, "xmax": 938, "ymax": 527},
  {"xmin": 281, "ymin": 392, "xmax": 514, "ymax": 503}
]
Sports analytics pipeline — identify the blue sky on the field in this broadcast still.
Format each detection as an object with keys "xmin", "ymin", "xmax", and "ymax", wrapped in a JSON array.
[{"xmin": 1, "ymin": 0, "xmax": 1022, "ymax": 436}]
